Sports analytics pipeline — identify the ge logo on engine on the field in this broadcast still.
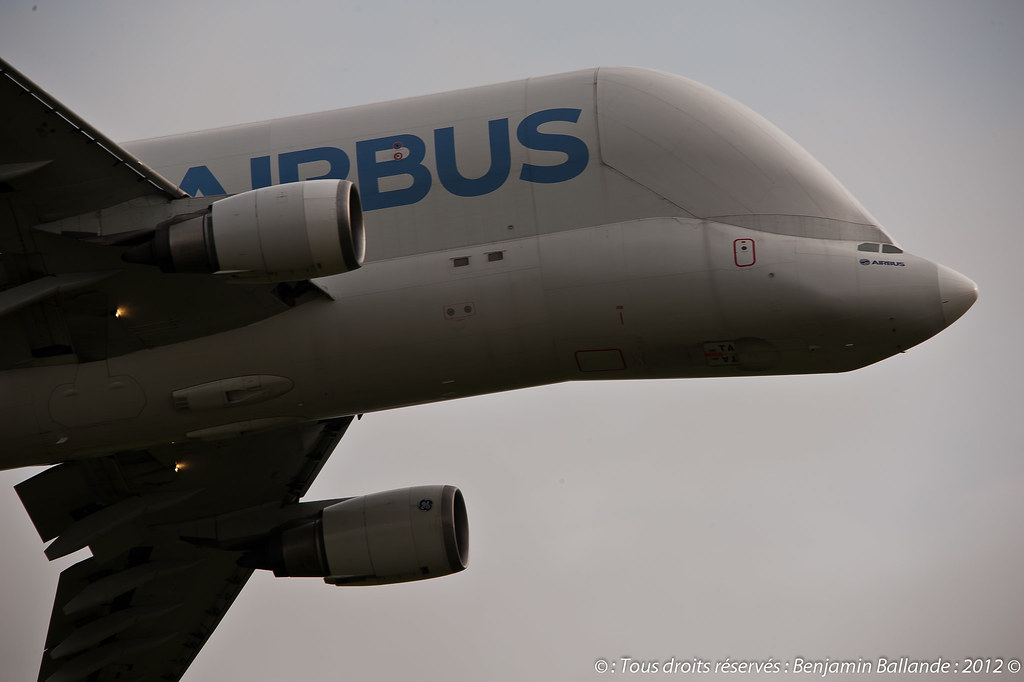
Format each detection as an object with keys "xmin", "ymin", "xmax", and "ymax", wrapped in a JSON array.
[{"xmin": 418, "ymin": 499, "xmax": 433, "ymax": 511}]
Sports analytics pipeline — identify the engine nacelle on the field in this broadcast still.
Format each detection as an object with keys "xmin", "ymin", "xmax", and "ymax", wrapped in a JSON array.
[
  {"xmin": 270, "ymin": 485, "xmax": 468, "ymax": 586},
  {"xmin": 125, "ymin": 179, "xmax": 364, "ymax": 281}
]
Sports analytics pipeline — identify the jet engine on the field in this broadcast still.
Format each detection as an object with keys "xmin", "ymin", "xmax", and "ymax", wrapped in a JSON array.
[
  {"xmin": 264, "ymin": 485, "xmax": 468, "ymax": 586},
  {"xmin": 124, "ymin": 179, "xmax": 364, "ymax": 281}
]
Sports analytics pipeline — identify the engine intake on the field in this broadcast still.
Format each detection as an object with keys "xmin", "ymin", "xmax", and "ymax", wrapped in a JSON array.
[
  {"xmin": 269, "ymin": 485, "xmax": 469, "ymax": 586},
  {"xmin": 125, "ymin": 179, "xmax": 364, "ymax": 281}
]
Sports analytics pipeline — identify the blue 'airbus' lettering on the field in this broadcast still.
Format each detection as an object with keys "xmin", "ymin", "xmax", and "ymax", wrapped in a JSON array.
[{"xmin": 178, "ymin": 108, "xmax": 589, "ymax": 209}]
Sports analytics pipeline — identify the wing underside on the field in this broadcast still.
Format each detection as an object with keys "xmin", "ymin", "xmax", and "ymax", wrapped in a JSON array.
[
  {"xmin": 0, "ymin": 58, "xmax": 326, "ymax": 371},
  {"xmin": 16, "ymin": 416, "xmax": 354, "ymax": 682},
  {"xmin": 0, "ymin": 59, "xmax": 186, "ymax": 228}
]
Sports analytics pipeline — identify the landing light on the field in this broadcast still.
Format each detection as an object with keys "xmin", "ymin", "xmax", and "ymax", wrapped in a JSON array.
[
  {"xmin": 174, "ymin": 461, "xmax": 185, "ymax": 473},
  {"xmin": 114, "ymin": 306, "xmax": 127, "ymax": 318}
]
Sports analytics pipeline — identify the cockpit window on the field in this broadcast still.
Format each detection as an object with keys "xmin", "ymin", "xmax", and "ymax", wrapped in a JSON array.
[{"xmin": 858, "ymin": 242, "xmax": 903, "ymax": 254}]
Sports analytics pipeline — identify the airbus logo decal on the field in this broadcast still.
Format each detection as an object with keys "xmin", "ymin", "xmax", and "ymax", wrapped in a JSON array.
[
  {"xmin": 860, "ymin": 259, "xmax": 906, "ymax": 267},
  {"xmin": 177, "ymin": 107, "xmax": 590, "ymax": 210}
]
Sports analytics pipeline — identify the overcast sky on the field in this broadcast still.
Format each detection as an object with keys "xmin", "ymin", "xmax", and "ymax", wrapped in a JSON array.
[{"xmin": 1, "ymin": 1, "xmax": 1021, "ymax": 681}]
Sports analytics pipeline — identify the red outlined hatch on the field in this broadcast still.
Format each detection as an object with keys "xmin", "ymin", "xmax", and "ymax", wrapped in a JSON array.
[{"xmin": 734, "ymin": 238, "xmax": 755, "ymax": 267}]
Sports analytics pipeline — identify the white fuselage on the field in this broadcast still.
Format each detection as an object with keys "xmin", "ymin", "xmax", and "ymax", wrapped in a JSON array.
[{"xmin": 0, "ymin": 68, "xmax": 975, "ymax": 468}]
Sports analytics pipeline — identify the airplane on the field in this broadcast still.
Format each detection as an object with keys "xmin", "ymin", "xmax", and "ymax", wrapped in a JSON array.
[{"xmin": 0, "ymin": 57, "xmax": 976, "ymax": 681}]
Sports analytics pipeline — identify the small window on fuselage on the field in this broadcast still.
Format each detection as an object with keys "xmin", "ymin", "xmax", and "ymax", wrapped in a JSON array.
[
  {"xmin": 858, "ymin": 243, "xmax": 880, "ymax": 252},
  {"xmin": 881, "ymin": 244, "xmax": 904, "ymax": 254}
]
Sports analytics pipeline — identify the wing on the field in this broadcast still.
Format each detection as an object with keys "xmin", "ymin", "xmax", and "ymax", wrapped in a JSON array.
[
  {"xmin": 0, "ymin": 59, "xmax": 326, "ymax": 370},
  {"xmin": 15, "ymin": 416, "xmax": 354, "ymax": 682},
  {"xmin": 0, "ymin": 59, "xmax": 186, "ymax": 226}
]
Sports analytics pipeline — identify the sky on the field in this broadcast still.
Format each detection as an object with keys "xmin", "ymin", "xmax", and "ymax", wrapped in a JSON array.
[{"xmin": 1, "ymin": 1, "xmax": 1022, "ymax": 681}]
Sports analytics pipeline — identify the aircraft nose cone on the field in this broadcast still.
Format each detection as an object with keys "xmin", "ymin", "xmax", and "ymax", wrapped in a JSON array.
[{"xmin": 937, "ymin": 264, "xmax": 978, "ymax": 327}]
